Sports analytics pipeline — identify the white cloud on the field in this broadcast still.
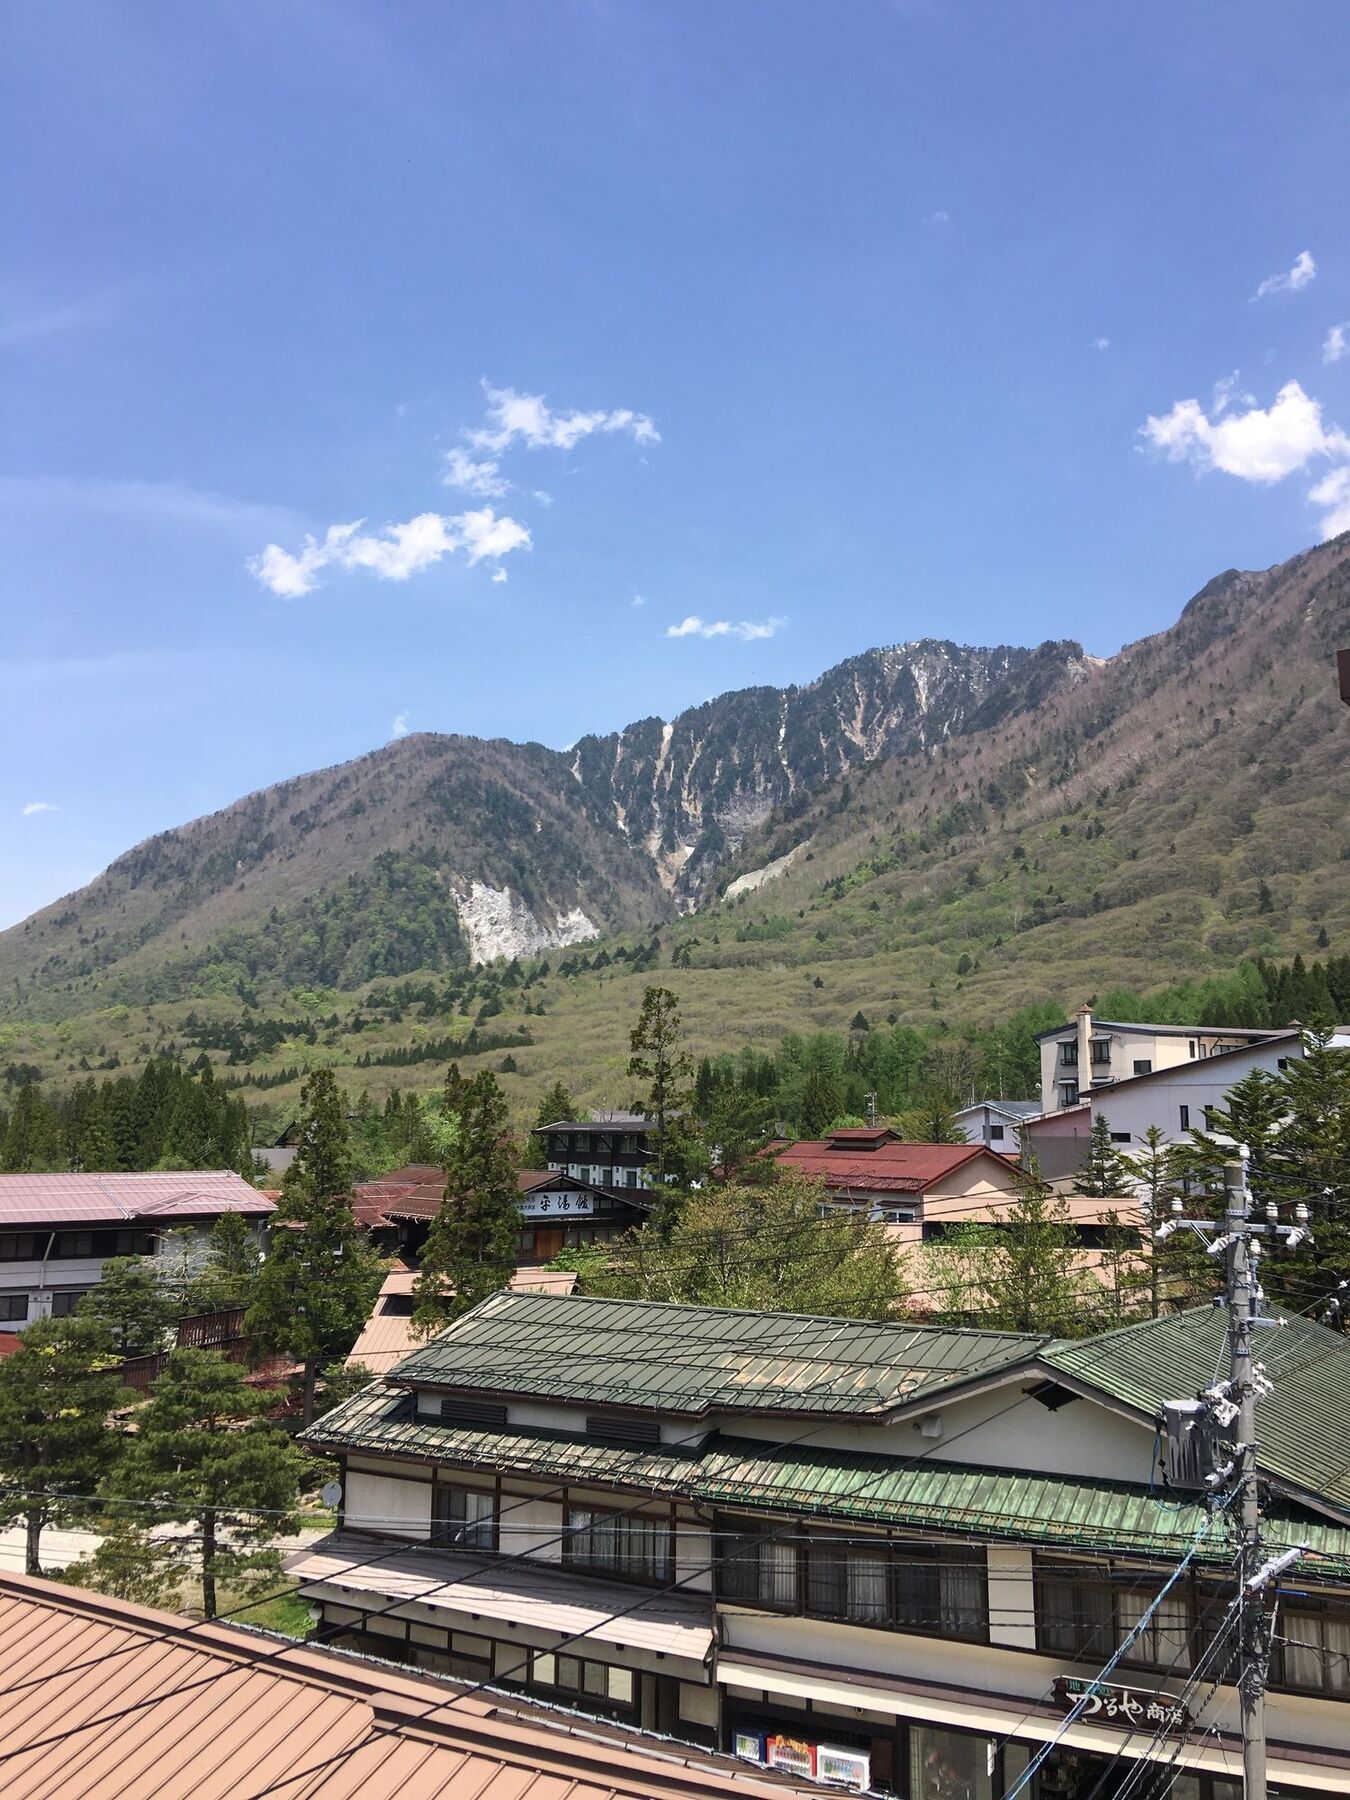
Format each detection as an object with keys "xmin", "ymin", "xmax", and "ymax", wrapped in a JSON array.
[
  {"xmin": 389, "ymin": 713, "xmax": 410, "ymax": 740},
  {"xmin": 1324, "ymin": 323, "xmax": 1350, "ymax": 366},
  {"xmin": 1252, "ymin": 250, "xmax": 1316, "ymax": 301},
  {"xmin": 665, "ymin": 615, "xmax": 785, "ymax": 642},
  {"xmin": 21, "ymin": 801, "xmax": 58, "ymax": 816},
  {"xmin": 1211, "ymin": 371, "xmax": 1255, "ymax": 417},
  {"xmin": 1091, "ymin": 337, "xmax": 1110, "ymax": 351},
  {"xmin": 1140, "ymin": 380, "xmax": 1349, "ymax": 484},
  {"xmin": 1309, "ymin": 466, "xmax": 1350, "ymax": 538},
  {"xmin": 467, "ymin": 382, "xmax": 659, "ymax": 455},
  {"xmin": 249, "ymin": 507, "xmax": 531, "ymax": 598},
  {"xmin": 630, "ymin": 593, "xmax": 647, "ymax": 607},
  {"xmin": 442, "ymin": 447, "xmax": 510, "ymax": 498},
  {"xmin": 490, "ymin": 567, "xmax": 508, "ymax": 584},
  {"xmin": 922, "ymin": 209, "xmax": 951, "ymax": 226}
]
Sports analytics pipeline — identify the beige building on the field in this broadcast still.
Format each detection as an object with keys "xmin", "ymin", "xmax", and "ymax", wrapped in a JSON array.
[
  {"xmin": 1035, "ymin": 1007, "xmax": 1285, "ymax": 1115},
  {"xmin": 297, "ymin": 1291, "xmax": 1350, "ymax": 1799}
]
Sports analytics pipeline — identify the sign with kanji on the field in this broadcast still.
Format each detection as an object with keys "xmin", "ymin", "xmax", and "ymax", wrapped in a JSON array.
[
  {"xmin": 1053, "ymin": 1678, "xmax": 1190, "ymax": 1732},
  {"xmin": 520, "ymin": 1189, "xmax": 598, "ymax": 1218}
]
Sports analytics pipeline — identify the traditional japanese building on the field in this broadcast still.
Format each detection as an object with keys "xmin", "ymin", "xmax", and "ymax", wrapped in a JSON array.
[{"xmin": 295, "ymin": 1293, "xmax": 1350, "ymax": 1798}]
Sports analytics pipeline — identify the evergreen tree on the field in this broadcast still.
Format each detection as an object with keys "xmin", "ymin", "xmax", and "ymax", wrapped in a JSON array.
[
  {"xmin": 414, "ymin": 1071, "xmax": 520, "ymax": 1335},
  {"xmin": 189, "ymin": 1211, "xmax": 262, "ymax": 1314},
  {"xmin": 1, "ymin": 1082, "xmax": 64, "ymax": 1172},
  {"xmin": 532, "ymin": 1072, "xmax": 576, "ymax": 1130},
  {"xmin": 971, "ymin": 1154, "xmax": 1084, "ymax": 1334},
  {"xmin": 1073, "ymin": 1114, "xmax": 1132, "ymax": 1199},
  {"xmin": 894, "ymin": 1097, "xmax": 965, "ymax": 1143},
  {"xmin": 245, "ymin": 1069, "xmax": 380, "ymax": 1424},
  {"xmin": 78, "ymin": 1257, "xmax": 176, "ymax": 1357},
  {"xmin": 1261, "ymin": 1032, "xmax": 1350, "ymax": 1306},
  {"xmin": 106, "ymin": 1349, "xmax": 305, "ymax": 1619},
  {"xmin": 0, "ymin": 1317, "xmax": 125, "ymax": 1573},
  {"xmin": 1120, "ymin": 1126, "xmax": 1211, "ymax": 1315},
  {"xmin": 799, "ymin": 1067, "xmax": 843, "ymax": 1138}
]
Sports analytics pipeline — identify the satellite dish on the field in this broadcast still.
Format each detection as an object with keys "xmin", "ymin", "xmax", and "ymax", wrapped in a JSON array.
[{"xmin": 321, "ymin": 1481, "xmax": 343, "ymax": 1509}]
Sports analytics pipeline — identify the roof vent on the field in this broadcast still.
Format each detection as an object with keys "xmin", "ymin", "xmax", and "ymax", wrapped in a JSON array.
[
  {"xmin": 434, "ymin": 1396, "xmax": 509, "ymax": 1429},
  {"xmin": 586, "ymin": 1414, "xmax": 662, "ymax": 1445}
]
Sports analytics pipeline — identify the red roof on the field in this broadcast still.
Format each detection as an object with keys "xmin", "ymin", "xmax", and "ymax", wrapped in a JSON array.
[
  {"xmin": 0, "ymin": 1171, "xmax": 274, "ymax": 1230},
  {"xmin": 774, "ymin": 1139, "xmax": 1015, "ymax": 1194},
  {"xmin": 0, "ymin": 1334, "xmax": 21, "ymax": 1360}
]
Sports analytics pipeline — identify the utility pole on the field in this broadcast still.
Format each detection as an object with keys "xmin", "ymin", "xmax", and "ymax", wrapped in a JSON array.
[{"xmin": 1225, "ymin": 1158, "xmax": 1266, "ymax": 1800}]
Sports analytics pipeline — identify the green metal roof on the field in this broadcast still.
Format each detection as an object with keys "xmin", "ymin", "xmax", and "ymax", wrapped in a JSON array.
[
  {"xmin": 1037, "ymin": 1307, "xmax": 1350, "ymax": 1514},
  {"xmin": 387, "ymin": 1291, "xmax": 1044, "ymax": 1417},
  {"xmin": 305, "ymin": 1387, "xmax": 1350, "ymax": 1579}
]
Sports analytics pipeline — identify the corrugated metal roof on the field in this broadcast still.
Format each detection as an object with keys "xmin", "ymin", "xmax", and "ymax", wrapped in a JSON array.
[
  {"xmin": 389, "ymin": 1292, "xmax": 1043, "ymax": 1416},
  {"xmin": 0, "ymin": 1170, "xmax": 274, "ymax": 1228},
  {"xmin": 290, "ymin": 1533, "xmax": 714, "ymax": 1664},
  {"xmin": 1039, "ymin": 1307, "xmax": 1350, "ymax": 1513},
  {"xmin": 345, "ymin": 1270, "xmax": 578, "ymax": 1373},
  {"xmin": 0, "ymin": 1573, "xmax": 804, "ymax": 1797}
]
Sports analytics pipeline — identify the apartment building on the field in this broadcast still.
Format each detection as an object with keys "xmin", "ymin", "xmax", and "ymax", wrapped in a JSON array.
[
  {"xmin": 295, "ymin": 1292, "xmax": 1350, "ymax": 1799},
  {"xmin": 1035, "ymin": 1008, "xmax": 1285, "ymax": 1115}
]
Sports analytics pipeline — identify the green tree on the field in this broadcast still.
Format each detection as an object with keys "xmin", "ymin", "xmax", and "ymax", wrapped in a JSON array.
[
  {"xmin": 972, "ymin": 1155, "xmax": 1084, "ymax": 1334},
  {"xmin": 1261, "ymin": 1032, "xmax": 1350, "ymax": 1306},
  {"xmin": 106, "ymin": 1349, "xmax": 305, "ymax": 1619},
  {"xmin": 1, "ymin": 1082, "xmax": 65, "ymax": 1172},
  {"xmin": 78, "ymin": 1257, "xmax": 176, "ymax": 1358},
  {"xmin": 894, "ymin": 1097, "xmax": 965, "ymax": 1143},
  {"xmin": 535, "ymin": 1078, "xmax": 575, "ymax": 1127},
  {"xmin": 189, "ymin": 1211, "xmax": 263, "ymax": 1314},
  {"xmin": 799, "ymin": 1067, "xmax": 843, "ymax": 1138},
  {"xmin": 595, "ymin": 1171, "xmax": 905, "ymax": 1317},
  {"xmin": 1120, "ymin": 1125, "xmax": 1211, "ymax": 1315},
  {"xmin": 414, "ymin": 1071, "xmax": 520, "ymax": 1336},
  {"xmin": 1073, "ymin": 1114, "xmax": 1132, "ymax": 1199},
  {"xmin": 627, "ymin": 986, "xmax": 694, "ymax": 1184},
  {"xmin": 0, "ymin": 1317, "xmax": 125, "ymax": 1574},
  {"xmin": 245, "ymin": 1068, "xmax": 380, "ymax": 1424}
]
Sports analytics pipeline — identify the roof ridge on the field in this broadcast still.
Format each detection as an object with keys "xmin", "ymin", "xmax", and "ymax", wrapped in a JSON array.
[{"xmin": 492, "ymin": 1288, "xmax": 1043, "ymax": 1341}]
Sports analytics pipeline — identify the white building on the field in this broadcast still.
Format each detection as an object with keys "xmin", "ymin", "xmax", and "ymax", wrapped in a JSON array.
[
  {"xmin": 0, "ymin": 1170, "xmax": 273, "ymax": 1329},
  {"xmin": 953, "ymin": 1099, "xmax": 1042, "ymax": 1149},
  {"xmin": 296, "ymin": 1290, "xmax": 1350, "ymax": 1798},
  {"xmin": 1035, "ymin": 1008, "xmax": 1287, "ymax": 1115}
]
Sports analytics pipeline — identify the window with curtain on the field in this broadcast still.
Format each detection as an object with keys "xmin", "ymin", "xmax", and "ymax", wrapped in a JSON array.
[
  {"xmin": 566, "ymin": 1507, "xmax": 671, "ymax": 1583},
  {"xmin": 893, "ymin": 1544, "xmax": 988, "ymax": 1639},
  {"xmin": 1037, "ymin": 1556, "xmax": 1195, "ymax": 1671},
  {"xmin": 1278, "ymin": 1606, "xmax": 1350, "ymax": 1695},
  {"xmin": 434, "ymin": 1485, "xmax": 496, "ymax": 1551},
  {"xmin": 718, "ymin": 1521, "xmax": 798, "ymax": 1610},
  {"xmin": 807, "ymin": 1537, "xmax": 890, "ymax": 1623}
]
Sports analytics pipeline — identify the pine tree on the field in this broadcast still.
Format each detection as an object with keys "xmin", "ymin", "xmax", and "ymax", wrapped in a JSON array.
[
  {"xmin": 523, "ymin": 1080, "xmax": 576, "ymax": 1171},
  {"xmin": 0, "ymin": 1317, "xmax": 125, "ymax": 1574},
  {"xmin": 1261, "ymin": 1032, "xmax": 1350, "ymax": 1306},
  {"xmin": 894, "ymin": 1097, "xmax": 965, "ymax": 1144},
  {"xmin": 189, "ymin": 1211, "xmax": 262, "ymax": 1314},
  {"xmin": 1073, "ymin": 1114, "xmax": 1132, "ymax": 1199},
  {"xmin": 1120, "ymin": 1126, "xmax": 1211, "ymax": 1315},
  {"xmin": 414, "ymin": 1071, "xmax": 520, "ymax": 1335},
  {"xmin": 77, "ymin": 1257, "xmax": 177, "ymax": 1357},
  {"xmin": 799, "ymin": 1067, "xmax": 843, "ymax": 1137},
  {"xmin": 1, "ymin": 1082, "xmax": 64, "ymax": 1172},
  {"xmin": 107, "ymin": 1349, "xmax": 305, "ymax": 1619},
  {"xmin": 972, "ymin": 1153, "xmax": 1084, "ymax": 1334},
  {"xmin": 245, "ymin": 1068, "xmax": 380, "ymax": 1424}
]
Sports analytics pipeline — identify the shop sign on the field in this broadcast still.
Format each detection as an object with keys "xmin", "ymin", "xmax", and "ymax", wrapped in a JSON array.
[
  {"xmin": 520, "ymin": 1190, "xmax": 597, "ymax": 1218},
  {"xmin": 1052, "ymin": 1678, "xmax": 1190, "ymax": 1732}
]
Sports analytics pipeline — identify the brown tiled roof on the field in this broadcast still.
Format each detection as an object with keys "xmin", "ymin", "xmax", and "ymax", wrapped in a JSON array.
[
  {"xmin": 773, "ymin": 1140, "xmax": 1014, "ymax": 1194},
  {"xmin": 0, "ymin": 1572, "xmax": 809, "ymax": 1798},
  {"xmin": 0, "ymin": 1170, "xmax": 274, "ymax": 1229}
]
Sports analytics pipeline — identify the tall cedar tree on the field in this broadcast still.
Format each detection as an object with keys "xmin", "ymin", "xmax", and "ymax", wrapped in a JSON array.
[
  {"xmin": 414, "ymin": 1071, "xmax": 519, "ymax": 1336},
  {"xmin": 105, "ymin": 1348, "xmax": 305, "ymax": 1618},
  {"xmin": 627, "ymin": 987, "xmax": 695, "ymax": 1189},
  {"xmin": 1260, "ymin": 1032, "xmax": 1350, "ymax": 1308},
  {"xmin": 536, "ymin": 1078, "xmax": 577, "ymax": 1126},
  {"xmin": 189, "ymin": 1210, "xmax": 262, "ymax": 1314},
  {"xmin": 594, "ymin": 1170, "xmax": 905, "ymax": 1318},
  {"xmin": 245, "ymin": 1068, "xmax": 380, "ymax": 1424},
  {"xmin": 1120, "ymin": 1126, "xmax": 1213, "ymax": 1315},
  {"xmin": 0, "ymin": 1316, "xmax": 125, "ymax": 1573},
  {"xmin": 77, "ymin": 1256, "xmax": 176, "ymax": 1357}
]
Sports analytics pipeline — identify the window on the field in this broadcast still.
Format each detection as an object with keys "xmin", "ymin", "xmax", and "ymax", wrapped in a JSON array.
[
  {"xmin": 893, "ymin": 1544, "xmax": 987, "ymax": 1639},
  {"xmin": 575, "ymin": 1133, "xmax": 590, "ymax": 1152},
  {"xmin": 807, "ymin": 1537, "xmax": 890, "ymax": 1623},
  {"xmin": 911, "ymin": 1725, "xmax": 992, "ymax": 1800},
  {"xmin": 0, "ymin": 1295, "xmax": 27, "ymax": 1322},
  {"xmin": 50, "ymin": 1290, "xmax": 88, "ymax": 1317},
  {"xmin": 1273, "ymin": 1601, "xmax": 1350, "ymax": 1696},
  {"xmin": 434, "ymin": 1484, "xmax": 496, "ymax": 1551},
  {"xmin": 1187, "ymin": 1041, "xmax": 1197, "ymax": 1059},
  {"xmin": 1060, "ymin": 1042, "xmax": 1079, "ymax": 1067},
  {"xmin": 0, "ymin": 1235, "xmax": 43, "ymax": 1262},
  {"xmin": 1133, "ymin": 1060, "xmax": 1153, "ymax": 1076},
  {"xmin": 626, "ymin": 1168, "xmax": 639, "ymax": 1188},
  {"xmin": 566, "ymin": 1507, "xmax": 671, "ymax": 1583},
  {"xmin": 1179, "ymin": 1105, "xmax": 1190, "ymax": 1131},
  {"xmin": 529, "ymin": 1650, "xmax": 635, "ymax": 1710},
  {"xmin": 719, "ymin": 1520, "xmax": 799, "ymax": 1609},
  {"xmin": 990, "ymin": 1125, "xmax": 1005, "ymax": 1142},
  {"xmin": 1036, "ymin": 1556, "xmax": 1191, "ymax": 1672},
  {"xmin": 52, "ymin": 1229, "xmax": 153, "ymax": 1260},
  {"xmin": 1089, "ymin": 1040, "xmax": 1112, "ymax": 1067},
  {"xmin": 1110, "ymin": 1131, "xmax": 1131, "ymax": 1144},
  {"xmin": 1060, "ymin": 1081, "xmax": 1079, "ymax": 1108}
]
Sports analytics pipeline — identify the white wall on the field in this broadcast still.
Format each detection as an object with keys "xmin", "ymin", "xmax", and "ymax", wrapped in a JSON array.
[
  {"xmin": 1088, "ymin": 1039, "xmax": 1331, "ymax": 1151},
  {"xmin": 345, "ymin": 1467, "xmax": 432, "ymax": 1538}
]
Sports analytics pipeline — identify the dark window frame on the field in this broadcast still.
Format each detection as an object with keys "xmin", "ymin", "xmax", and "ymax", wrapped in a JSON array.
[
  {"xmin": 563, "ymin": 1501, "xmax": 674, "ymax": 1585},
  {"xmin": 431, "ymin": 1481, "xmax": 498, "ymax": 1552},
  {"xmin": 1034, "ymin": 1555, "xmax": 1195, "ymax": 1674}
]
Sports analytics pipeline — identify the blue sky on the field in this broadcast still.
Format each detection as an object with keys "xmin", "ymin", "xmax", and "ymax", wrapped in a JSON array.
[{"xmin": 4, "ymin": 0, "xmax": 1350, "ymax": 928}]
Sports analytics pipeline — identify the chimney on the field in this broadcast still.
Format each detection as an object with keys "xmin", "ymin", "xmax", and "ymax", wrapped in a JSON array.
[{"xmin": 1076, "ymin": 1004, "xmax": 1093, "ymax": 1086}]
